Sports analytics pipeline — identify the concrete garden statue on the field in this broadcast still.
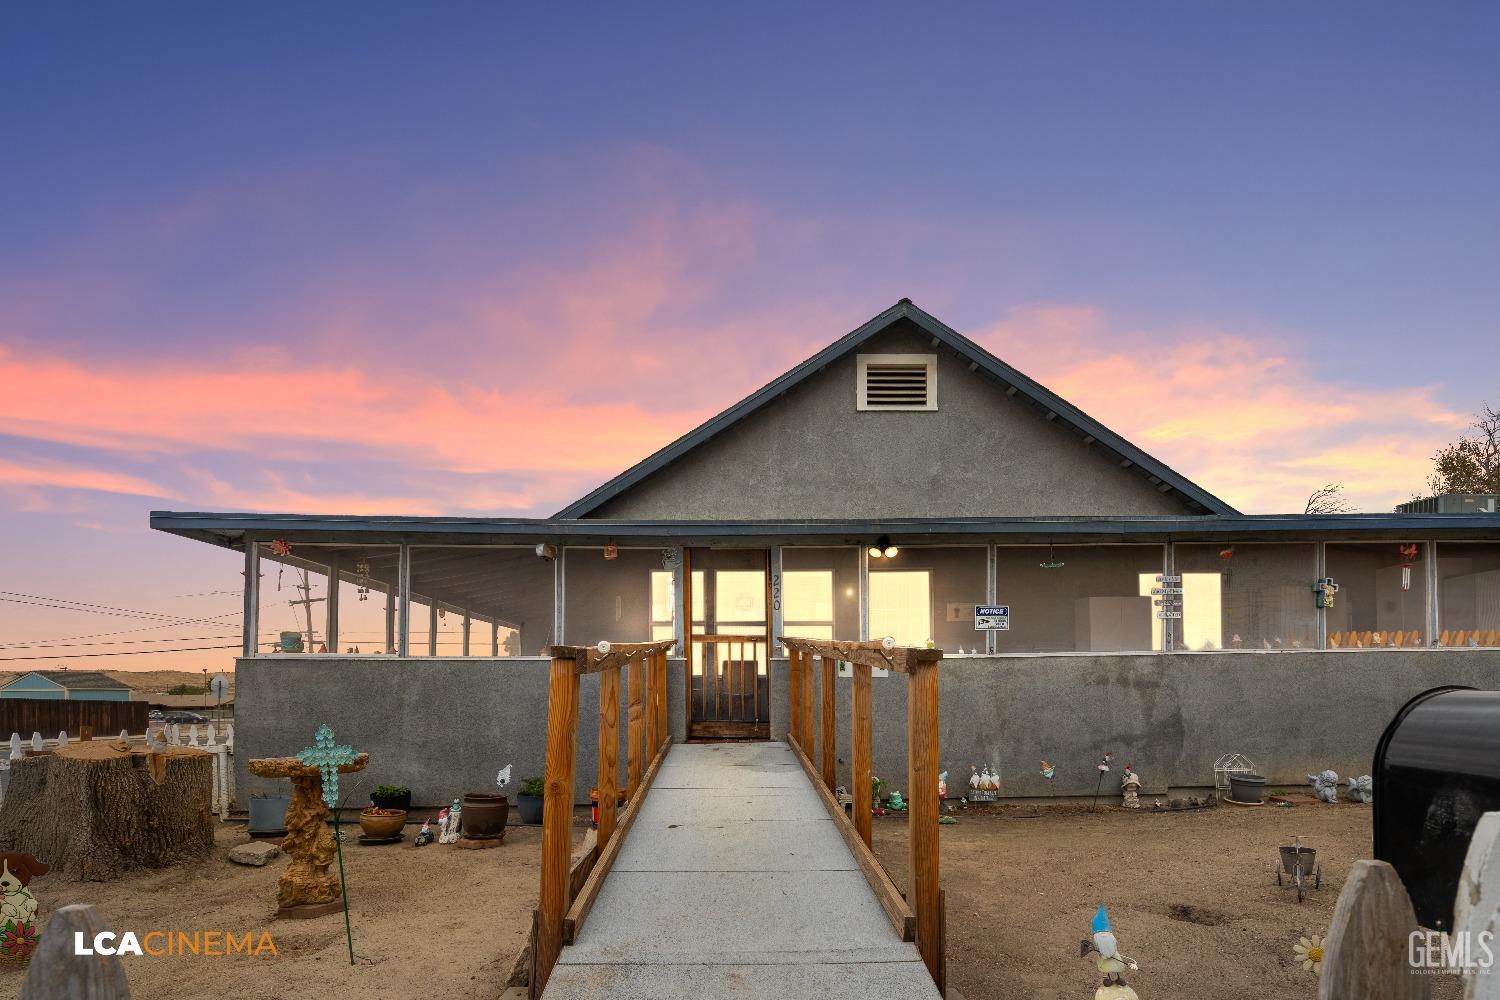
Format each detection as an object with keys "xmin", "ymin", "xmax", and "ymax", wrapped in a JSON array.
[
  {"xmin": 1120, "ymin": 766, "xmax": 1143, "ymax": 809},
  {"xmin": 1307, "ymin": 769, "xmax": 1340, "ymax": 804}
]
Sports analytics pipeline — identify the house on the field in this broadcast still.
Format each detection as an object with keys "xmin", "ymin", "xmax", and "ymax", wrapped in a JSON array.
[
  {"xmin": 151, "ymin": 299, "xmax": 1500, "ymax": 806},
  {"xmin": 0, "ymin": 670, "xmax": 133, "ymax": 702}
]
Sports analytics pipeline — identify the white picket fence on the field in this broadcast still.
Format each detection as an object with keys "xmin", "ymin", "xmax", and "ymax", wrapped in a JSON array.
[
  {"xmin": 1320, "ymin": 811, "xmax": 1500, "ymax": 999},
  {"xmin": 0, "ymin": 721, "xmax": 235, "ymax": 820}
]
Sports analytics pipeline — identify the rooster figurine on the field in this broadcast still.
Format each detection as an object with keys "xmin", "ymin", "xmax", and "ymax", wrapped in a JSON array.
[{"xmin": 1080, "ymin": 905, "xmax": 1140, "ymax": 998}]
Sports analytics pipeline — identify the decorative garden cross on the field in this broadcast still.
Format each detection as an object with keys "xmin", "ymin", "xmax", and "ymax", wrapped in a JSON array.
[
  {"xmin": 297, "ymin": 724, "xmax": 357, "ymax": 810},
  {"xmin": 295, "ymin": 723, "xmax": 359, "ymax": 965}
]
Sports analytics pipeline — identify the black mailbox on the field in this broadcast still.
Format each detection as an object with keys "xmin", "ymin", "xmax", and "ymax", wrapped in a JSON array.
[{"xmin": 1373, "ymin": 685, "xmax": 1500, "ymax": 931}]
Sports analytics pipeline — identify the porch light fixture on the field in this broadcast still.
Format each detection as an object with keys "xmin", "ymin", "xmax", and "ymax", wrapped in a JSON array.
[
  {"xmin": 602, "ymin": 544, "xmax": 618, "ymax": 561},
  {"xmin": 1039, "ymin": 541, "xmax": 1065, "ymax": 569},
  {"xmin": 868, "ymin": 535, "xmax": 899, "ymax": 559}
]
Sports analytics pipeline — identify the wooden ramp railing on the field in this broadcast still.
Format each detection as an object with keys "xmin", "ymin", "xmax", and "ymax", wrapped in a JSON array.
[
  {"xmin": 531, "ymin": 639, "xmax": 673, "ymax": 999},
  {"xmin": 780, "ymin": 636, "xmax": 946, "ymax": 993}
]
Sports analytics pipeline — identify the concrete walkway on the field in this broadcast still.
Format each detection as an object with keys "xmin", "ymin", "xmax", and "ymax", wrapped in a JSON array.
[{"xmin": 542, "ymin": 741, "xmax": 941, "ymax": 1000}]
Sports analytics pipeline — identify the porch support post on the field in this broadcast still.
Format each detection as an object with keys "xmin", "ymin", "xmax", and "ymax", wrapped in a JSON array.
[
  {"xmin": 397, "ymin": 544, "xmax": 411, "ymax": 657},
  {"xmin": 462, "ymin": 611, "xmax": 471, "ymax": 656},
  {"xmin": 428, "ymin": 603, "xmax": 439, "ymax": 656},
  {"xmin": 384, "ymin": 589, "xmax": 395, "ymax": 655},
  {"xmin": 1315, "ymin": 542, "xmax": 1327, "ymax": 650},
  {"xmin": 1162, "ymin": 542, "xmax": 1175, "ymax": 652},
  {"xmin": 324, "ymin": 551, "xmax": 340, "ymax": 653},
  {"xmin": 986, "ymin": 543, "xmax": 997, "ymax": 654},
  {"xmin": 242, "ymin": 542, "xmax": 260, "ymax": 657},
  {"xmin": 492, "ymin": 621, "xmax": 500, "ymax": 656},
  {"xmin": 1426, "ymin": 540, "xmax": 1440, "ymax": 644}
]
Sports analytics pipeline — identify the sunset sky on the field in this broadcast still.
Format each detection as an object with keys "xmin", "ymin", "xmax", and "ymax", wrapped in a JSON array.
[{"xmin": 2, "ymin": 5, "xmax": 1496, "ymax": 672}]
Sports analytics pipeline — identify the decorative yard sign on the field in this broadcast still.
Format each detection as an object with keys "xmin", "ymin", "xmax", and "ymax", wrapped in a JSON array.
[
  {"xmin": 1152, "ymin": 576, "xmax": 1184, "ymax": 621},
  {"xmin": 974, "ymin": 605, "xmax": 1010, "ymax": 630}
]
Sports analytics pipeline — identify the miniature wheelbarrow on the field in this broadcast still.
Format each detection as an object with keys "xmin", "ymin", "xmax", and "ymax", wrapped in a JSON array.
[{"xmin": 1273, "ymin": 835, "xmax": 1321, "ymax": 902}]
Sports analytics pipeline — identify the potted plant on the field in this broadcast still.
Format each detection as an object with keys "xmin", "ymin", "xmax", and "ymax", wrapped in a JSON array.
[
  {"xmin": 371, "ymin": 784, "xmax": 411, "ymax": 812},
  {"xmin": 359, "ymin": 805, "xmax": 406, "ymax": 839},
  {"xmin": 517, "ymin": 777, "xmax": 545, "ymax": 825}
]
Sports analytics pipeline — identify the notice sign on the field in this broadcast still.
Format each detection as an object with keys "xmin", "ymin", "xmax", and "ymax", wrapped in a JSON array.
[{"xmin": 975, "ymin": 606, "xmax": 1010, "ymax": 631}]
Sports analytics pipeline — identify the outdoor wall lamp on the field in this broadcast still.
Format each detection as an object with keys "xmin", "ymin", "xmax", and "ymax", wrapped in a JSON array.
[{"xmin": 868, "ymin": 535, "xmax": 899, "ymax": 559}]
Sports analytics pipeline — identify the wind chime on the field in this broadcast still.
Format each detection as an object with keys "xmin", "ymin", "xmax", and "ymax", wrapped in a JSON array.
[
  {"xmin": 1039, "ymin": 541, "xmax": 1065, "ymax": 569},
  {"xmin": 1399, "ymin": 543, "xmax": 1419, "ymax": 592},
  {"xmin": 354, "ymin": 559, "xmax": 371, "ymax": 602},
  {"xmin": 269, "ymin": 538, "xmax": 293, "ymax": 591}
]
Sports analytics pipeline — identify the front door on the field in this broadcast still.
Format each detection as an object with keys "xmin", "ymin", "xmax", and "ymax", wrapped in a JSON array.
[{"xmin": 685, "ymin": 548, "xmax": 771, "ymax": 740}]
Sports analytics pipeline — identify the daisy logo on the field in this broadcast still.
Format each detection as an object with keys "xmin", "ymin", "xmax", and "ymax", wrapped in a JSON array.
[{"xmin": 1292, "ymin": 932, "xmax": 1324, "ymax": 975}]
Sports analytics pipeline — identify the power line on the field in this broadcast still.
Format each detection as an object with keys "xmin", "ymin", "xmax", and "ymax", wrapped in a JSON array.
[
  {"xmin": 0, "ymin": 645, "xmax": 240, "ymax": 662},
  {"xmin": 0, "ymin": 612, "xmax": 243, "ymax": 649},
  {"xmin": 0, "ymin": 591, "xmax": 197, "ymax": 621},
  {"xmin": 0, "ymin": 635, "xmax": 242, "ymax": 651}
]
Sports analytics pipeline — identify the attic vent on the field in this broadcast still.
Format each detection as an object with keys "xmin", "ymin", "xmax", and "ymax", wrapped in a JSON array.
[{"xmin": 857, "ymin": 354, "xmax": 936, "ymax": 411}]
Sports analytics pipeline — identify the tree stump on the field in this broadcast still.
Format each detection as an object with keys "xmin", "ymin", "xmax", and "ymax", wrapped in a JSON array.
[
  {"xmin": 247, "ymin": 753, "xmax": 368, "ymax": 918},
  {"xmin": 0, "ymin": 741, "xmax": 214, "ymax": 881}
]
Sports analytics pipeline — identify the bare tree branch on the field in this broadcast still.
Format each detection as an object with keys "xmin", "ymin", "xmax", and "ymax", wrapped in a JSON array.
[{"xmin": 1305, "ymin": 483, "xmax": 1352, "ymax": 515}]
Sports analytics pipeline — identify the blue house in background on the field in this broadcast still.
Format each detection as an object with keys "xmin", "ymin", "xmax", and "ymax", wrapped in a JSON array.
[{"xmin": 0, "ymin": 670, "xmax": 132, "ymax": 702}]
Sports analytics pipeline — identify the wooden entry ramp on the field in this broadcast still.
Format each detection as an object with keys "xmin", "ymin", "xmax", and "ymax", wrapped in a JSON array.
[{"xmin": 540, "ymin": 741, "xmax": 941, "ymax": 1000}]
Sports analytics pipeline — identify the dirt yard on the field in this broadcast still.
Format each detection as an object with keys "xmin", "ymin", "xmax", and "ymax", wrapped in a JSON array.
[
  {"xmin": 0, "ymin": 820, "xmax": 540, "ymax": 1000},
  {"xmin": 0, "ymin": 800, "xmax": 1458, "ymax": 1000},
  {"xmin": 875, "ymin": 799, "xmax": 1461, "ymax": 1000}
]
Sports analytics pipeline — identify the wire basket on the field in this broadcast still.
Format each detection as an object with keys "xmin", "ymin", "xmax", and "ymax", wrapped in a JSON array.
[{"xmin": 1213, "ymin": 753, "xmax": 1257, "ymax": 801}]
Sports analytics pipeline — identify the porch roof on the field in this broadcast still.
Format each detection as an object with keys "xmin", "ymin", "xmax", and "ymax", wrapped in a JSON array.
[{"xmin": 151, "ymin": 509, "xmax": 1500, "ymax": 549}]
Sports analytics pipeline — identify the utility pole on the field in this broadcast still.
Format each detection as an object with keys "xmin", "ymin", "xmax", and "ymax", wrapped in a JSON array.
[{"xmin": 291, "ymin": 568, "xmax": 325, "ymax": 652}]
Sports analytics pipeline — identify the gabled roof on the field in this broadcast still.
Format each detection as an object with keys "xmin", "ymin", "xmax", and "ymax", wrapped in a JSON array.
[
  {"xmin": 556, "ymin": 299, "xmax": 1238, "ymax": 518},
  {"xmin": 3, "ymin": 670, "xmax": 131, "ymax": 691}
]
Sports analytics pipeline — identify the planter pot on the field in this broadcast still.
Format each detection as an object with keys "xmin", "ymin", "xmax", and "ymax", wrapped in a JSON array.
[
  {"xmin": 359, "ymin": 808, "xmax": 406, "ymax": 839},
  {"xmin": 517, "ymin": 793, "xmax": 543, "ymax": 826},
  {"xmin": 248, "ymin": 794, "xmax": 289, "ymax": 834},
  {"xmin": 461, "ymin": 793, "xmax": 509, "ymax": 839},
  {"xmin": 1230, "ymin": 773, "xmax": 1266, "ymax": 804},
  {"xmin": 371, "ymin": 790, "xmax": 411, "ymax": 813}
]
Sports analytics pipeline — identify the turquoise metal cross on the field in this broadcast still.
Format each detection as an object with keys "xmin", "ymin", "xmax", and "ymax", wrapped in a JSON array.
[
  {"xmin": 295, "ymin": 723, "xmax": 358, "ymax": 965},
  {"xmin": 296, "ymin": 723, "xmax": 356, "ymax": 809}
]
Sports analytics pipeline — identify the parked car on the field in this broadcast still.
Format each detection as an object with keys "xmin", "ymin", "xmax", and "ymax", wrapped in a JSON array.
[
  {"xmin": 147, "ymin": 709, "xmax": 164, "ymax": 721},
  {"xmin": 161, "ymin": 711, "xmax": 208, "ymax": 725}
]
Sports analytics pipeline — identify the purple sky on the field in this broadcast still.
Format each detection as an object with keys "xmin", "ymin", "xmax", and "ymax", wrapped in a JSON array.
[{"xmin": 2, "ymin": 4, "xmax": 1496, "ymax": 671}]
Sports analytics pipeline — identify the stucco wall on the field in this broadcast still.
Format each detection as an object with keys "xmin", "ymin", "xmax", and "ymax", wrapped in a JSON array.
[
  {"xmin": 793, "ymin": 649, "xmax": 1499, "ymax": 799},
  {"xmin": 587, "ymin": 323, "xmax": 1192, "ymax": 520},
  {"xmin": 236, "ymin": 650, "xmax": 1497, "ymax": 808}
]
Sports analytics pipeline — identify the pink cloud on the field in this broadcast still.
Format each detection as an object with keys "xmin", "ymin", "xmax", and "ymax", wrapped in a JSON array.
[{"xmin": 975, "ymin": 305, "xmax": 1469, "ymax": 512}]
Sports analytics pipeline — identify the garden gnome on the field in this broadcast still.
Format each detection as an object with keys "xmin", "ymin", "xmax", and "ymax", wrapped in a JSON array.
[
  {"xmin": 1080, "ymin": 905, "xmax": 1140, "ymax": 998},
  {"xmin": 439, "ymin": 798, "xmax": 463, "ymax": 844},
  {"xmin": 969, "ymin": 766, "xmax": 981, "ymax": 795},
  {"xmin": 1307, "ymin": 769, "xmax": 1340, "ymax": 804},
  {"xmin": 1120, "ymin": 766, "xmax": 1142, "ymax": 809},
  {"xmin": 414, "ymin": 817, "xmax": 434, "ymax": 847}
]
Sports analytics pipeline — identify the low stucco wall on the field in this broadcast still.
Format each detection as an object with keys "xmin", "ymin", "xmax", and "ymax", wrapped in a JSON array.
[
  {"xmin": 236, "ymin": 650, "xmax": 1498, "ymax": 808},
  {"xmin": 236, "ymin": 656, "xmax": 692, "ymax": 809}
]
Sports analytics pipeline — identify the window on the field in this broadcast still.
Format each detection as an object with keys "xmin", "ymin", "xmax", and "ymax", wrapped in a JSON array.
[
  {"xmin": 1172, "ymin": 543, "xmax": 1317, "ymax": 651},
  {"xmin": 994, "ymin": 546, "xmax": 1163, "ymax": 654},
  {"xmin": 1436, "ymin": 543, "xmax": 1500, "ymax": 647},
  {"xmin": 783, "ymin": 570, "xmax": 834, "ymax": 641},
  {"xmin": 856, "ymin": 354, "xmax": 936, "ymax": 410},
  {"xmin": 869, "ymin": 570, "xmax": 932, "ymax": 646},
  {"xmin": 1325, "ymin": 543, "xmax": 1428, "ymax": 648}
]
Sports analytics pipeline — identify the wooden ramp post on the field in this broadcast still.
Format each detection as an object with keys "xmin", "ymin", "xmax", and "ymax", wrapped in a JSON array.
[{"xmin": 535, "ymin": 654, "xmax": 580, "ymax": 998}]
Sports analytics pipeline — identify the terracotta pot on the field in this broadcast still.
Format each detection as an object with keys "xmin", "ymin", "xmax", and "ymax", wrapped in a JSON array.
[
  {"xmin": 359, "ymin": 808, "xmax": 406, "ymax": 839},
  {"xmin": 461, "ymin": 792, "xmax": 509, "ymax": 839}
]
